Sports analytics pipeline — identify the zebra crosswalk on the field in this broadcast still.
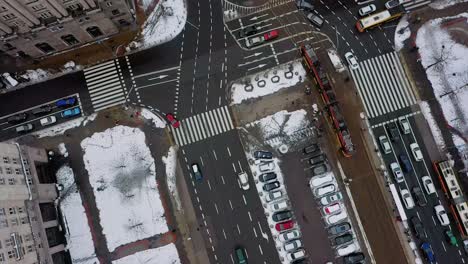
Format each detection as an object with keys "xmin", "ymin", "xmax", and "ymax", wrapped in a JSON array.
[
  {"xmin": 402, "ymin": 0, "xmax": 432, "ymax": 11},
  {"xmin": 170, "ymin": 106, "xmax": 235, "ymax": 146},
  {"xmin": 350, "ymin": 52, "xmax": 417, "ymax": 119},
  {"xmin": 84, "ymin": 60, "xmax": 127, "ymax": 112}
]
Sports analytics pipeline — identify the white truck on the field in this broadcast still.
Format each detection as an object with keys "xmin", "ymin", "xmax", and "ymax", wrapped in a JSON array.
[{"xmin": 326, "ymin": 49, "xmax": 345, "ymax": 73}]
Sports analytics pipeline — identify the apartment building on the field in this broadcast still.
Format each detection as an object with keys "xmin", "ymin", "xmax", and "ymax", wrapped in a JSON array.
[
  {"xmin": 0, "ymin": 142, "xmax": 67, "ymax": 264},
  {"xmin": 0, "ymin": 0, "xmax": 136, "ymax": 59}
]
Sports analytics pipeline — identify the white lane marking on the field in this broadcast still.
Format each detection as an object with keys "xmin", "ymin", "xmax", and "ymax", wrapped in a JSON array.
[
  {"xmin": 200, "ymin": 156, "xmax": 205, "ymax": 166},
  {"xmin": 441, "ymin": 241, "xmax": 447, "ymax": 252},
  {"xmin": 432, "ymin": 216, "xmax": 437, "ymax": 226},
  {"xmin": 230, "ymin": 254, "xmax": 234, "ymax": 264},
  {"xmin": 248, "ymin": 211, "xmax": 252, "ymax": 221},
  {"xmin": 258, "ymin": 244, "xmax": 263, "ymax": 255},
  {"xmin": 223, "ymin": 228, "xmax": 227, "ymax": 239},
  {"xmin": 232, "ymin": 163, "xmax": 237, "ymax": 172},
  {"xmin": 253, "ymin": 226, "xmax": 258, "ymax": 237},
  {"xmin": 229, "ymin": 199, "xmax": 233, "ymax": 210},
  {"xmin": 214, "ymin": 203, "xmax": 219, "ymax": 214},
  {"xmin": 207, "ymin": 180, "xmax": 212, "ymax": 190},
  {"xmin": 212, "ymin": 149, "xmax": 218, "ymax": 160},
  {"xmin": 237, "ymin": 224, "xmax": 241, "ymax": 234},
  {"xmin": 238, "ymin": 160, "xmax": 243, "ymax": 171},
  {"xmin": 227, "ymin": 146, "xmax": 232, "ymax": 157},
  {"xmin": 243, "ymin": 194, "xmax": 247, "ymax": 205},
  {"xmin": 221, "ymin": 175, "xmax": 226, "ymax": 184}
]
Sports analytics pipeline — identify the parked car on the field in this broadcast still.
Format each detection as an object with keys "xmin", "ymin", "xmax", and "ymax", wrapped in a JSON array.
[
  {"xmin": 344, "ymin": 52, "xmax": 359, "ymax": 70},
  {"xmin": 246, "ymin": 35, "xmax": 264, "ymax": 48},
  {"xmin": 238, "ymin": 25, "xmax": 257, "ymax": 38},
  {"xmin": 326, "ymin": 210, "xmax": 347, "ymax": 225},
  {"xmin": 275, "ymin": 220, "xmax": 294, "ymax": 232},
  {"xmin": 254, "ymin": 150, "xmax": 273, "ymax": 159},
  {"xmin": 2, "ymin": 72, "xmax": 18, "ymax": 87},
  {"xmin": 337, "ymin": 243, "xmax": 357, "ymax": 256},
  {"xmin": 270, "ymin": 200, "xmax": 289, "ymax": 211},
  {"xmin": 390, "ymin": 162, "xmax": 405, "ymax": 183},
  {"xmin": 434, "ymin": 205, "xmax": 450, "ymax": 226},
  {"xmin": 398, "ymin": 117, "xmax": 411, "ymax": 134},
  {"xmin": 265, "ymin": 190, "xmax": 283, "ymax": 202},
  {"xmin": 410, "ymin": 216, "xmax": 425, "ymax": 239},
  {"xmin": 32, "ymin": 105, "xmax": 52, "ymax": 115},
  {"xmin": 15, "ymin": 124, "xmax": 33, "ymax": 133},
  {"xmin": 279, "ymin": 229, "xmax": 301, "ymax": 242},
  {"xmin": 303, "ymin": 143, "xmax": 319, "ymax": 155},
  {"xmin": 165, "ymin": 113, "xmax": 180, "ymax": 128},
  {"xmin": 323, "ymin": 202, "xmax": 341, "ymax": 215},
  {"xmin": 412, "ymin": 187, "xmax": 426, "ymax": 207},
  {"xmin": 286, "ymin": 249, "xmax": 305, "ymax": 262},
  {"xmin": 399, "ymin": 154, "xmax": 412, "ymax": 173},
  {"xmin": 328, "ymin": 222, "xmax": 351, "ymax": 236},
  {"xmin": 335, "ymin": 233, "xmax": 354, "ymax": 246},
  {"xmin": 385, "ymin": 0, "xmax": 400, "ymax": 9},
  {"xmin": 320, "ymin": 192, "xmax": 343, "ymax": 206},
  {"xmin": 400, "ymin": 189, "xmax": 415, "ymax": 209},
  {"xmin": 422, "ymin": 176, "xmax": 436, "ymax": 195},
  {"xmin": 61, "ymin": 107, "xmax": 81, "ymax": 118},
  {"xmin": 7, "ymin": 113, "xmax": 27, "ymax": 124},
  {"xmin": 238, "ymin": 172, "xmax": 249, "ymax": 190},
  {"xmin": 40, "ymin": 116, "xmax": 57, "ymax": 126},
  {"xmin": 56, "ymin": 97, "xmax": 76, "ymax": 107},
  {"xmin": 309, "ymin": 173, "xmax": 334, "ymax": 188},
  {"xmin": 379, "ymin": 135, "xmax": 392, "ymax": 154},
  {"xmin": 358, "ymin": 4, "xmax": 376, "ymax": 16},
  {"xmin": 264, "ymin": 30, "xmax": 278, "ymax": 41},
  {"xmin": 309, "ymin": 154, "xmax": 326, "ymax": 166},
  {"xmin": 284, "ymin": 239, "xmax": 302, "ymax": 252},
  {"xmin": 259, "ymin": 172, "xmax": 277, "ymax": 182},
  {"xmin": 385, "ymin": 123, "xmax": 400, "ymax": 142},
  {"xmin": 259, "ymin": 161, "xmax": 275, "ymax": 172},
  {"xmin": 272, "ymin": 210, "xmax": 293, "ymax": 222},
  {"xmin": 191, "ymin": 163, "xmax": 203, "ymax": 181},
  {"xmin": 311, "ymin": 163, "xmax": 329, "ymax": 176},
  {"xmin": 234, "ymin": 246, "xmax": 248, "ymax": 264},
  {"xmin": 263, "ymin": 181, "xmax": 281, "ymax": 192},
  {"xmin": 296, "ymin": 0, "xmax": 314, "ymax": 11},
  {"xmin": 420, "ymin": 242, "xmax": 435, "ymax": 263},
  {"xmin": 410, "ymin": 143, "xmax": 423, "ymax": 161},
  {"xmin": 313, "ymin": 184, "xmax": 336, "ymax": 197},
  {"xmin": 306, "ymin": 12, "xmax": 324, "ymax": 27},
  {"xmin": 343, "ymin": 253, "xmax": 365, "ymax": 264}
]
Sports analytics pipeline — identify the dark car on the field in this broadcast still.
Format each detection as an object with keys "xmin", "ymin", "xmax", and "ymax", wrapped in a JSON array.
[
  {"xmin": 259, "ymin": 172, "xmax": 277, "ymax": 182},
  {"xmin": 410, "ymin": 217, "xmax": 425, "ymax": 239},
  {"xmin": 234, "ymin": 246, "xmax": 247, "ymax": 264},
  {"xmin": 254, "ymin": 150, "xmax": 273, "ymax": 159},
  {"xmin": 56, "ymin": 97, "xmax": 76, "ymax": 107},
  {"xmin": 385, "ymin": 123, "xmax": 399, "ymax": 142},
  {"xmin": 272, "ymin": 210, "xmax": 293, "ymax": 222},
  {"xmin": 311, "ymin": 163, "xmax": 328, "ymax": 176},
  {"xmin": 420, "ymin": 242, "xmax": 435, "ymax": 263},
  {"xmin": 328, "ymin": 222, "xmax": 351, "ymax": 236},
  {"xmin": 412, "ymin": 187, "xmax": 426, "ymax": 207},
  {"xmin": 309, "ymin": 154, "xmax": 326, "ymax": 166},
  {"xmin": 191, "ymin": 163, "xmax": 203, "ymax": 181},
  {"xmin": 7, "ymin": 113, "xmax": 27, "ymax": 124},
  {"xmin": 334, "ymin": 233, "xmax": 353, "ymax": 246},
  {"xmin": 263, "ymin": 181, "xmax": 280, "ymax": 192},
  {"xmin": 32, "ymin": 105, "xmax": 53, "ymax": 115},
  {"xmin": 238, "ymin": 25, "xmax": 257, "ymax": 38},
  {"xmin": 303, "ymin": 143, "xmax": 319, "ymax": 155},
  {"xmin": 296, "ymin": 0, "xmax": 314, "ymax": 11},
  {"xmin": 343, "ymin": 252, "xmax": 365, "ymax": 264},
  {"xmin": 399, "ymin": 154, "xmax": 412, "ymax": 173}
]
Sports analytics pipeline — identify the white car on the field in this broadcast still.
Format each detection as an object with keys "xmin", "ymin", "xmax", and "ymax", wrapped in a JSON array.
[
  {"xmin": 270, "ymin": 200, "xmax": 289, "ymax": 211},
  {"xmin": 390, "ymin": 162, "xmax": 405, "ymax": 183},
  {"xmin": 286, "ymin": 249, "xmax": 305, "ymax": 261},
  {"xmin": 337, "ymin": 242, "xmax": 357, "ymax": 256},
  {"xmin": 245, "ymin": 36, "xmax": 264, "ymax": 48},
  {"xmin": 309, "ymin": 173, "xmax": 334, "ymax": 188},
  {"xmin": 284, "ymin": 239, "xmax": 303, "ymax": 252},
  {"xmin": 326, "ymin": 210, "xmax": 347, "ymax": 225},
  {"xmin": 265, "ymin": 190, "xmax": 283, "ymax": 202},
  {"xmin": 385, "ymin": 0, "xmax": 400, "ymax": 9},
  {"xmin": 258, "ymin": 161, "xmax": 275, "ymax": 172},
  {"xmin": 238, "ymin": 172, "xmax": 249, "ymax": 190},
  {"xmin": 410, "ymin": 143, "xmax": 423, "ymax": 161},
  {"xmin": 379, "ymin": 135, "xmax": 392, "ymax": 154},
  {"xmin": 320, "ymin": 192, "xmax": 343, "ymax": 206},
  {"xmin": 398, "ymin": 117, "xmax": 411, "ymax": 134},
  {"xmin": 344, "ymin": 52, "xmax": 359, "ymax": 70},
  {"xmin": 434, "ymin": 205, "xmax": 450, "ymax": 226},
  {"xmin": 279, "ymin": 229, "xmax": 301, "ymax": 242},
  {"xmin": 400, "ymin": 189, "xmax": 415, "ymax": 209},
  {"xmin": 313, "ymin": 184, "xmax": 336, "ymax": 197},
  {"xmin": 358, "ymin": 4, "xmax": 376, "ymax": 16},
  {"xmin": 421, "ymin": 176, "xmax": 436, "ymax": 195},
  {"xmin": 323, "ymin": 202, "xmax": 341, "ymax": 215},
  {"xmin": 40, "ymin": 116, "xmax": 57, "ymax": 126}
]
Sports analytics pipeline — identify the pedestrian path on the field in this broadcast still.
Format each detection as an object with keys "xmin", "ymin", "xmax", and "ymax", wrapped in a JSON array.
[
  {"xmin": 170, "ymin": 106, "xmax": 235, "ymax": 146},
  {"xmin": 349, "ymin": 51, "xmax": 417, "ymax": 119},
  {"xmin": 222, "ymin": 0, "xmax": 292, "ymax": 20},
  {"xmin": 402, "ymin": 0, "xmax": 432, "ymax": 11},
  {"xmin": 84, "ymin": 60, "xmax": 127, "ymax": 112}
]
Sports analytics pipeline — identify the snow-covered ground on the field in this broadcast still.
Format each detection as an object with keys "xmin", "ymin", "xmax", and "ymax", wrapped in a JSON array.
[
  {"xmin": 112, "ymin": 243, "xmax": 180, "ymax": 264},
  {"xmin": 141, "ymin": 108, "xmax": 166, "ymax": 128},
  {"xmin": 230, "ymin": 60, "xmax": 306, "ymax": 105},
  {"xmin": 33, "ymin": 114, "xmax": 97, "ymax": 138},
  {"xmin": 419, "ymin": 102, "xmax": 446, "ymax": 151},
  {"xmin": 430, "ymin": 0, "xmax": 467, "ymax": 9},
  {"xmin": 416, "ymin": 14, "xmax": 468, "ymax": 155},
  {"xmin": 58, "ymin": 143, "xmax": 69, "ymax": 157},
  {"xmin": 163, "ymin": 146, "xmax": 181, "ymax": 210},
  {"xmin": 57, "ymin": 165, "xmax": 98, "ymax": 264},
  {"xmin": 395, "ymin": 15, "xmax": 411, "ymax": 51},
  {"xmin": 81, "ymin": 126, "xmax": 168, "ymax": 251}
]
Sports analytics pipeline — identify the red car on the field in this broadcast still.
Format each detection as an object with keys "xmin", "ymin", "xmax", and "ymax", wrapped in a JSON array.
[
  {"xmin": 165, "ymin": 113, "xmax": 180, "ymax": 128},
  {"xmin": 275, "ymin": 220, "xmax": 294, "ymax": 232},
  {"xmin": 264, "ymin": 30, "xmax": 279, "ymax": 41}
]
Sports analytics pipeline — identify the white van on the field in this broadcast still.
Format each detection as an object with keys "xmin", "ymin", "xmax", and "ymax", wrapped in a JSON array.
[
  {"xmin": 326, "ymin": 210, "xmax": 347, "ymax": 225},
  {"xmin": 310, "ymin": 172, "xmax": 334, "ymax": 188},
  {"xmin": 337, "ymin": 242, "xmax": 358, "ymax": 256}
]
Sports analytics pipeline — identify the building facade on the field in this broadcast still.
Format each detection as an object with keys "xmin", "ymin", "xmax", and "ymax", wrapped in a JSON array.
[
  {"xmin": 0, "ymin": 142, "xmax": 66, "ymax": 264},
  {"xmin": 0, "ymin": 0, "xmax": 136, "ymax": 59}
]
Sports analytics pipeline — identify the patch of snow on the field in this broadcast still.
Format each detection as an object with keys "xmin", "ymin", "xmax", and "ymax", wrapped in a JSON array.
[
  {"xmin": 20, "ymin": 68, "xmax": 50, "ymax": 82},
  {"xmin": 141, "ymin": 108, "xmax": 166, "ymax": 128},
  {"xmin": 395, "ymin": 15, "xmax": 411, "ymax": 51},
  {"xmin": 58, "ymin": 143, "xmax": 68, "ymax": 157},
  {"xmin": 112, "ymin": 243, "xmax": 181, "ymax": 264},
  {"xmin": 33, "ymin": 117, "xmax": 86, "ymax": 138},
  {"xmin": 163, "ymin": 146, "xmax": 181, "ymax": 211},
  {"xmin": 230, "ymin": 60, "xmax": 306, "ymax": 105},
  {"xmin": 430, "ymin": 0, "xmax": 467, "ymax": 9},
  {"xmin": 81, "ymin": 126, "xmax": 168, "ymax": 251},
  {"xmin": 83, "ymin": 113, "xmax": 98, "ymax": 126},
  {"xmin": 419, "ymin": 101, "xmax": 446, "ymax": 151},
  {"xmin": 56, "ymin": 165, "xmax": 98, "ymax": 264}
]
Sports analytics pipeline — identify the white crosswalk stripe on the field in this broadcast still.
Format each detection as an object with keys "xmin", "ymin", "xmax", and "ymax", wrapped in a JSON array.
[
  {"xmin": 84, "ymin": 60, "xmax": 126, "ymax": 112},
  {"xmin": 170, "ymin": 106, "xmax": 235, "ymax": 146},
  {"xmin": 350, "ymin": 52, "xmax": 417, "ymax": 119},
  {"xmin": 402, "ymin": 0, "xmax": 432, "ymax": 11}
]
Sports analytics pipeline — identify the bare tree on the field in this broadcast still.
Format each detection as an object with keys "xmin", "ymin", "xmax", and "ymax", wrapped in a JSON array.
[{"xmin": 425, "ymin": 43, "xmax": 455, "ymax": 71}]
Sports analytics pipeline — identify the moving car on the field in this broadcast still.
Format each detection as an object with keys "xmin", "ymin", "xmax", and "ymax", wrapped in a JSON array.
[
  {"xmin": 306, "ymin": 12, "xmax": 324, "ymax": 27},
  {"xmin": 254, "ymin": 150, "xmax": 273, "ymax": 159},
  {"xmin": 259, "ymin": 161, "xmax": 275, "ymax": 172},
  {"xmin": 40, "ymin": 116, "xmax": 57, "ymax": 126},
  {"xmin": 398, "ymin": 117, "xmax": 411, "ymax": 134},
  {"xmin": 390, "ymin": 162, "xmax": 405, "ymax": 183},
  {"xmin": 410, "ymin": 143, "xmax": 423, "ymax": 161},
  {"xmin": 445, "ymin": 230, "xmax": 458, "ymax": 246},
  {"xmin": 309, "ymin": 154, "xmax": 326, "ymax": 166},
  {"xmin": 165, "ymin": 113, "xmax": 180, "ymax": 128},
  {"xmin": 434, "ymin": 205, "xmax": 450, "ymax": 226},
  {"xmin": 337, "ymin": 242, "xmax": 357, "ymax": 256},
  {"xmin": 358, "ymin": 4, "xmax": 376, "ymax": 16},
  {"xmin": 313, "ymin": 184, "xmax": 336, "ymax": 197},
  {"xmin": 320, "ymin": 192, "xmax": 343, "ymax": 206},
  {"xmin": 420, "ymin": 242, "xmax": 435, "ymax": 263},
  {"xmin": 15, "ymin": 124, "xmax": 33, "ymax": 133},
  {"xmin": 263, "ymin": 181, "xmax": 280, "ymax": 192},
  {"xmin": 303, "ymin": 144, "xmax": 319, "ymax": 155},
  {"xmin": 422, "ymin": 176, "xmax": 436, "ymax": 194},
  {"xmin": 238, "ymin": 25, "xmax": 257, "ymax": 38},
  {"xmin": 335, "ymin": 233, "xmax": 353, "ymax": 246},
  {"xmin": 32, "ymin": 105, "xmax": 52, "ymax": 115},
  {"xmin": 266, "ymin": 190, "xmax": 283, "ymax": 202},
  {"xmin": 296, "ymin": 0, "xmax": 314, "ymax": 11},
  {"xmin": 399, "ymin": 154, "xmax": 412, "ymax": 173},
  {"xmin": 279, "ymin": 229, "xmax": 301, "ymax": 242},
  {"xmin": 323, "ymin": 202, "xmax": 341, "ymax": 215},
  {"xmin": 343, "ymin": 253, "xmax": 365, "ymax": 264},
  {"xmin": 61, "ymin": 107, "xmax": 81, "ymax": 118},
  {"xmin": 275, "ymin": 220, "xmax": 294, "ymax": 232},
  {"xmin": 238, "ymin": 172, "xmax": 250, "ymax": 190},
  {"xmin": 328, "ymin": 222, "xmax": 351, "ymax": 236},
  {"xmin": 326, "ymin": 210, "xmax": 347, "ymax": 225},
  {"xmin": 410, "ymin": 216, "xmax": 425, "ymax": 238},
  {"xmin": 56, "ymin": 97, "xmax": 76, "ymax": 107},
  {"xmin": 385, "ymin": 123, "xmax": 399, "ymax": 142},
  {"xmin": 412, "ymin": 186, "xmax": 426, "ymax": 207},
  {"xmin": 286, "ymin": 249, "xmax": 305, "ymax": 262},
  {"xmin": 378, "ymin": 135, "xmax": 392, "ymax": 154},
  {"xmin": 272, "ymin": 210, "xmax": 293, "ymax": 222},
  {"xmin": 270, "ymin": 200, "xmax": 288, "ymax": 211},
  {"xmin": 344, "ymin": 52, "xmax": 359, "ymax": 70},
  {"xmin": 284, "ymin": 239, "xmax": 303, "ymax": 252},
  {"xmin": 7, "ymin": 113, "xmax": 27, "ymax": 124},
  {"xmin": 191, "ymin": 163, "xmax": 203, "ymax": 181},
  {"xmin": 260, "ymin": 172, "xmax": 277, "ymax": 182},
  {"xmin": 235, "ymin": 246, "xmax": 248, "ymax": 264},
  {"xmin": 309, "ymin": 173, "xmax": 334, "ymax": 188},
  {"xmin": 400, "ymin": 189, "xmax": 415, "ymax": 209},
  {"xmin": 385, "ymin": 0, "xmax": 400, "ymax": 9}
]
